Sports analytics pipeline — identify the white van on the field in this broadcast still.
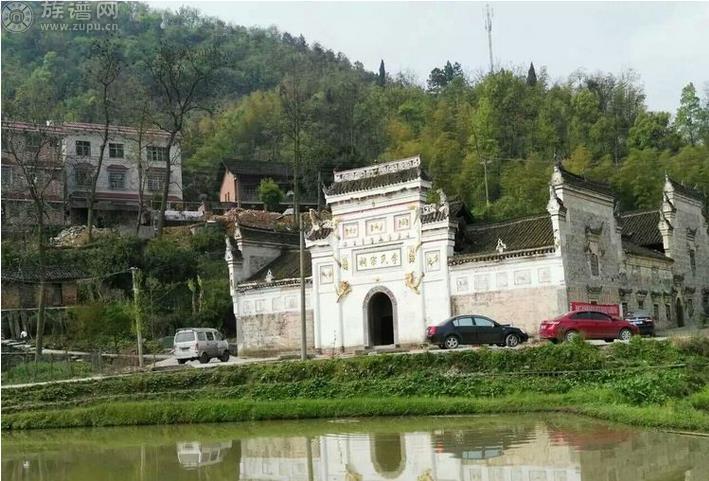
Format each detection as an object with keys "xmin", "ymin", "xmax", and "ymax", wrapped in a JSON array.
[{"xmin": 173, "ymin": 328, "xmax": 230, "ymax": 364}]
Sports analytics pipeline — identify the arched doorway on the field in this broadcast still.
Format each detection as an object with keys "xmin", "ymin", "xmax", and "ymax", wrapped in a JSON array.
[
  {"xmin": 370, "ymin": 433, "xmax": 406, "ymax": 478},
  {"xmin": 363, "ymin": 287, "xmax": 398, "ymax": 347},
  {"xmin": 676, "ymin": 299, "xmax": 684, "ymax": 327}
]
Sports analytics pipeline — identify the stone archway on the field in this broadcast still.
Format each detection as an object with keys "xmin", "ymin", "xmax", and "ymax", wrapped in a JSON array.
[
  {"xmin": 370, "ymin": 433, "xmax": 406, "ymax": 479},
  {"xmin": 363, "ymin": 286, "xmax": 398, "ymax": 348}
]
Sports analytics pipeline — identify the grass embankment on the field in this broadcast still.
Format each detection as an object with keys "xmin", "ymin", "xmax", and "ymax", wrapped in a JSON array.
[{"xmin": 3, "ymin": 337, "xmax": 709, "ymax": 431}]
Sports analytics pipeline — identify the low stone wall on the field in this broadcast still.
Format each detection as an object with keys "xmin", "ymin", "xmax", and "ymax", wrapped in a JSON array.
[
  {"xmin": 451, "ymin": 285, "xmax": 567, "ymax": 336},
  {"xmin": 238, "ymin": 310, "xmax": 314, "ymax": 357}
]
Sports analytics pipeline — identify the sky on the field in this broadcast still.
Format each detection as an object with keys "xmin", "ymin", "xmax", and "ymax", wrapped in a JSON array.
[{"xmin": 146, "ymin": 1, "xmax": 709, "ymax": 113}]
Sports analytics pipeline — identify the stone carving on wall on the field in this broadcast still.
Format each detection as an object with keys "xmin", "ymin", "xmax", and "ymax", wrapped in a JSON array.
[
  {"xmin": 333, "ymin": 155, "xmax": 420, "ymax": 182},
  {"xmin": 356, "ymin": 248, "xmax": 401, "ymax": 271},
  {"xmin": 538, "ymin": 267, "xmax": 551, "ymax": 283},
  {"xmin": 474, "ymin": 274, "xmax": 489, "ymax": 291},
  {"xmin": 408, "ymin": 241, "xmax": 423, "ymax": 264},
  {"xmin": 335, "ymin": 281, "xmax": 351, "ymax": 302},
  {"xmin": 366, "ymin": 218, "xmax": 386, "ymax": 236},
  {"xmin": 425, "ymin": 250, "xmax": 440, "ymax": 272},
  {"xmin": 343, "ymin": 222, "xmax": 359, "ymax": 239},
  {"xmin": 319, "ymin": 264, "xmax": 334, "ymax": 284},
  {"xmin": 513, "ymin": 270, "xmax": 531, "ymax": 286},
  {"xmin": 405, "ymin": 271, "xmax": 425, "ymax": 294},
  {"xmin": 394, "ymin": 213, "xmax": 411, "ymax": 231},
  {"xmin": 496, "ymin": 272, "xmax": 508, "ymax": 288},
  {"xmin": 456, "ymin": 277, "xmax": 469, "ymax": 293},
  {"xmin": 341, "ymin": 257, "xmax": 349, "ymax": 271}
]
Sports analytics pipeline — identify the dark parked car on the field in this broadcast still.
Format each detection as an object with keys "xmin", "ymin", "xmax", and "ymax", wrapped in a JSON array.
[
  {"xmin": 426, "ymin": 315, "xmax": 529, "ymax": 349},
  {"xmin": 623, "ymin": 311, "xmax": 656, "ymax": 336},
  {"xmin": 539, "ymin": 310, "xmax": 639, "ymax": 343}
]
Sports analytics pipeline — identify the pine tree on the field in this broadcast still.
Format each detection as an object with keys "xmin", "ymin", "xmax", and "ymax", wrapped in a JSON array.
[
  {"xmin": 526, "ymin": 62, "xmax": 537, "ymax": 86},
  {"xmin": 378, "ymin": 60, "xmax": 386, "ymax": 87}
]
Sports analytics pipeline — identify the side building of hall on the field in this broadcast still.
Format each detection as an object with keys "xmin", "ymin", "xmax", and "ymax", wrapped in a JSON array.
[{"xmin": 223, "ymin": 156, "xmax": 709, "ymax": 357}]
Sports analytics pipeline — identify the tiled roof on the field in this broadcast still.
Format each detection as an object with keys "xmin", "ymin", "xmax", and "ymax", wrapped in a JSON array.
[
  {"xmin": 421, "ymin": 200, "xmax": 470, "ymax": 224},
  {"xmin": 622, "ymin": 240, "xmax": 672, "ymax": 262},
  {"xmin": 619, "ymin": 210, "xmax": 663, "ymax": 247},
  {"xmin": 238, "ymin": 226, "xmax": 299, "ymax": 246},
  {"xmin": 460, "ymin": 214, "xmax": 554, "ymax": 255},
  {"xmin": 218, "ymin": 208, "xmax": 297, "ymax": 238},
  {"xmin": 667, "ymin": 177, "xmax": 705, "ymax": 201},
  {"xmin": 325, "ymin": 167, "xmax": 429, "ymax": 196},
  {"xmin": 558, "ymin": 165, "xmax": 615, "ymax": 197},
  {"xmin": 224, "ymin": 159, "xmax": 291, "ymax": 178},
  {"xmin": 2, "ymin": 266, "xmax": 90, "ymax": 283},
  {"xmin": 245, "ymin": 250, "xmax": 312, "ymax": 283}
]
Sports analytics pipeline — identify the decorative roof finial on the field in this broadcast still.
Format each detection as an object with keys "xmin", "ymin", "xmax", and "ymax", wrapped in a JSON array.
[{"xmin": 265, "ymin": 269, "xmax": 273, "ymax": 283}]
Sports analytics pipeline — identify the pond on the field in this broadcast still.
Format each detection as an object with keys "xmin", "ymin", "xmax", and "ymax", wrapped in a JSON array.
[{"xmin": 2, "ymin": 414, "xmax": 707, "ymax": 481}]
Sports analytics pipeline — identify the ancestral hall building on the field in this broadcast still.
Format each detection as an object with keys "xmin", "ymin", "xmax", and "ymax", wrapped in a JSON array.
[{"xmin": 223, "ymin": 156, "xmax": 708, "ymax": 356}]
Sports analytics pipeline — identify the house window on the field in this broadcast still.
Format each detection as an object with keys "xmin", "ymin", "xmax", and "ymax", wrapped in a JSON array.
[
  {"xmin": 108, "ymin": 171, "xmax": 126, "ymax": 190},
  {"xmin": 26, "ymin": 133, "xmax": 42, "ymax": 152},
  {"xmin": 109, "ymin": 143, "xmax": 124, "ymax": 158},
  {"xmin": 74, "ymin": 165, "xmax": 93, "ymax": 187},
  {"xmin": 653, "ymin": 304, "xmax": 659, "ymax": 320},
  {"xmin": 147, "ymin": 171, "xmax": 166, "ymax": 192},
  {"xmin": 665, "ymin": 303, "xmax": 672, "ymax": 321},
  {"xmin": 76, "ymin": 140, "xmax": 91, "ymax": 157},
  {"xmin": 147, "ymin": 146, "xmax": 169, "ymax": 163},
  {"xmin": 621, "ymin": 302, "xmax": 628, "ymax": 316},
  {"xmin": 689, "ymin": 249, "xmax": 696, "ymax": 274},
  {"xmin": 590, "ymin": 253, "xmax": 599, "ymax": 276},
  {"xmin": 1, "ymin": 165, "xmax": 13, "ymax": 187},
  {"xmin": 638, "ymin": 299, "xmax": 644, "ymax": 310}
]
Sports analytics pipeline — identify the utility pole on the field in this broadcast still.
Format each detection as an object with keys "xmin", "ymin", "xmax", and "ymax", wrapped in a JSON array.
[
  {"xmin": 481, "ymin": 158, "xmax": 491, "ymax": 207},
  {"xmin": 484, "ymin": 4, "xmax": 494, "ymax": 74},
  {"xmin": 129, "ymin": 267, "xmax": 144, "ymax": 368}
]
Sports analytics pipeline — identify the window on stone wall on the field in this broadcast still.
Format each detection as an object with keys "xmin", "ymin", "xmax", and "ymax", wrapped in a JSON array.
[
  {"xmin": 621, "ymin": 302, "xmax": 628, "ymax": 316},
  {"xmin": 653, "ymin": 304, "xmax": 659, "ymax": 320},
  {"xmin": 689, "ymin": 249, "xmax": 696, "ymax": 275},
  {"xmin": 665, "ymin": 303, "xmax": 671, "ymax": 321},
  {"xmin": 590, "ymin": 253, "xmax": 599, "ymax": 277},
  {"xmin": 687, "ymin": 298, "xmax": 694, "ymax": 317},
  {"xmin": 638, "ymin": 299, "xmax": 644, "ymax": 310},
  {"xmin": 703, "ymin": 291, "xmax": 709, "ymax": 314}
]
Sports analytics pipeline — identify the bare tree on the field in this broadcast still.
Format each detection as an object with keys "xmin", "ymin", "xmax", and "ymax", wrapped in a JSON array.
[
  {"xmin": 3, "ymin": 112, "xmax": 64, "ymax": 360},
  {"xmin": 148, "ymin": 41, "xmax": 224, "ymax": 237},
  {"xmin": 84, "ymin": 37, "xmax": 122, "ymax": 242}
]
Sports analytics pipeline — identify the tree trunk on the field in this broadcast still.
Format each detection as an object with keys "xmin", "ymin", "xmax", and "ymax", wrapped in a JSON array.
[
  {"xmin": 87, "ymin": 86, "xmax": 111, "ymax": 242},
  {"xmin": 35, "ymin": 207, "xmax": 46, "ymax": 362}
]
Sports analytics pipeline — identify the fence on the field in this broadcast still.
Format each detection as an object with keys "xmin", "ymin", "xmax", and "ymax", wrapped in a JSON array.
[{"xmin": 0, "ymin": 349, "xmax": 164, "ymax": 385}]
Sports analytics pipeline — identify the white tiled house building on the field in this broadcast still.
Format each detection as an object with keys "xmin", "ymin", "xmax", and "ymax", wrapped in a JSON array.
[{"xmin": 224, "ymin": 156, "xmax": 708, "ymax": 356}]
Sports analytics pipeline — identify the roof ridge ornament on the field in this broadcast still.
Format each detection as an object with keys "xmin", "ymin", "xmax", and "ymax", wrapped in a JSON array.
[{"xmin": 496, "ymin": 238, "xmax": 507, "ymax": 254}]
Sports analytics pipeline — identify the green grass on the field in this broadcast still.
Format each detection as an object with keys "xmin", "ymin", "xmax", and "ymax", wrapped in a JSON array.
[
  {"xmin": 3, "ymin": 337, "xmax": 708, "ymax": 432},
  {"xmin": 4, "ymin": 393, "xmax": 709, "ymax": 432},
  {"xmin": 1, "ymin": 361, "xmax": 94, "ymax": 385}
]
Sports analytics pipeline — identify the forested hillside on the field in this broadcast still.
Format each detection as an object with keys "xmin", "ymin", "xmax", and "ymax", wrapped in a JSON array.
[{"xmin": 3, "ymin": 2, "xmax": 708, "ymax": 218}]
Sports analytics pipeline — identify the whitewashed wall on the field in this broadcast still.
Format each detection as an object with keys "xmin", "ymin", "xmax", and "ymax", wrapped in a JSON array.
[{"xmin": 449, "ymin": 252, "xmax": 567, "ymax": 336}]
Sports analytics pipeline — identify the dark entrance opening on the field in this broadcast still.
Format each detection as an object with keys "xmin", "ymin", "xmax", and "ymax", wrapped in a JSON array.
[
  {"xmin": 368, "ymin": 292, "xmax": 394, "ymax": 346},
  {"xmin": 676, "ymin": 300, "xmax": 684, "ymax": 327}
]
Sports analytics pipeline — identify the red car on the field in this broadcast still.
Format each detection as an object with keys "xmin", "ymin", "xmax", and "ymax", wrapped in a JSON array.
[{"xmin": 539, "ymin": 310, "xmax": 639, "ymax": 343}]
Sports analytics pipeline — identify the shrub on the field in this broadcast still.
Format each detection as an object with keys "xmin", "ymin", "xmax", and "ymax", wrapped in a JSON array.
[{"xmin": 611, "ymin": 370, "xmax": 697, "ymax": 405}]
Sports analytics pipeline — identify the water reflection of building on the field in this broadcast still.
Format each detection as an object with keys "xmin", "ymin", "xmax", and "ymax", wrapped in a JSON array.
[
  {"xmin": 176, "ymin": 441, "xmax": 233, "ymax": 469},
  {"xmin": 235, "ymin": 421, "xmax": 709, "ymax": 481},
  {"xmin": 239, "ymin": 424, "xmax": 583, "ymax": 481}
]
